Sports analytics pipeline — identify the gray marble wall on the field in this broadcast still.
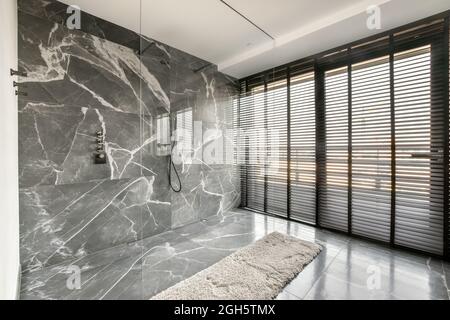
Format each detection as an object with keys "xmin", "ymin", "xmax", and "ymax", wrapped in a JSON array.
[{"xmin": 18, "ymin": 0, "xmax": 240, "ymax": 273}]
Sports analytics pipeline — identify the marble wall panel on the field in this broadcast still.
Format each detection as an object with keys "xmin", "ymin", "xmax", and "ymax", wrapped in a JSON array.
[
  {"xmin": 20, "ymin": 176, "xmax": 170, "ymax": 272},
  {"xmin": 18, "ymin": 102, "xmax": 164, "ymax": 187},
  {"xmin": 18, "ymin": 0, "xmax": 240, "ymax": 272}
]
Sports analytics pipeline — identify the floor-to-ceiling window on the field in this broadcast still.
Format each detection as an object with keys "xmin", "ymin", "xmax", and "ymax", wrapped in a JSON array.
[{"xmin": 238, "ymin": 15, "xmax": 450, "ymax": 257}]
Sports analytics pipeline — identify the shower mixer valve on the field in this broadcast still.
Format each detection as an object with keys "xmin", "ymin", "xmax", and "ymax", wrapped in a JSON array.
[{"xmin": 94, "ymin": 129, "xmax": 107, "ymax": 164}]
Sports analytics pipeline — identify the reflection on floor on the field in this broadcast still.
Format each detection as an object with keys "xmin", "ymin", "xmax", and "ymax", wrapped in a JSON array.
[{"xmin": 20, "ymin": 209, "xmax": 450, "ymax": 300}]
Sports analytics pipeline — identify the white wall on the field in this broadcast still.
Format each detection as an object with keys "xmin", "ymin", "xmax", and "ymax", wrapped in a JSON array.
[{"xmin": 0, "ymin": 0, "xmax": 20, "ymax": 300}]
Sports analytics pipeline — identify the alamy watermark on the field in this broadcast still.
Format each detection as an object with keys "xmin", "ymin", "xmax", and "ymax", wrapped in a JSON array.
[
  {"xmin": 366, "ymin": 265, "xmax": 382, "ymax": 290},
  {"xmin": 66, "ymin": 5, "xmax": 81, "ymax": 30},
  {"xmin": 367, "ymin": 5, "xmax": 382, "ymax": 30},
  {"xmin": 66, "ymin": 265, "xmax": 81, "ymax": 290}
]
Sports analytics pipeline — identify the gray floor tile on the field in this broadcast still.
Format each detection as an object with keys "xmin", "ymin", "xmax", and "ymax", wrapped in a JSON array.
[{"xmin": 20, "ymin": 209, "xmax": 450, "ymax": 300}]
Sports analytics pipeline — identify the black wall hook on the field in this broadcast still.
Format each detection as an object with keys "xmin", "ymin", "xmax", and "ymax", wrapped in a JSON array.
[
  {"xmin": 10, "ymin": 69, "xmax": 27, "ymax": 77},
  {"xmin": 15, "ymin": 91, "xmax": 28, "ymax": 97},
  {"xmin": 13, "ymin": 81, "xmax": 28, "ymax": 88}
]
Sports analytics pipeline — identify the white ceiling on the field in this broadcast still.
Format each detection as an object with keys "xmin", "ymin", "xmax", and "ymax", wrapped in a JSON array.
[
  {"xmin": 60, "ymin": 0, "xmax": 450, "ymax": 78},
  {"xmin": 224, "ymin": 0, "xmax": 365, "ymax": 37}
]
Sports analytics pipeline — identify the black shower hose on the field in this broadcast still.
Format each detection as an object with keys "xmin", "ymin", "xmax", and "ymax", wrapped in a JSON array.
[{"xmin": 168, "ymin": 145, "xmax": 182, "ymax": 193}]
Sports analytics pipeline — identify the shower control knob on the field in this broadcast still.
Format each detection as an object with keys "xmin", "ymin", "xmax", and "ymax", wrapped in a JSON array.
[
  {"xmin": 94, "ymin": 128, "xmax": 107, "ymax": 164},
  {"xmin": 95, "ymin": 151, "xmax": 107, "ymax": 164}
]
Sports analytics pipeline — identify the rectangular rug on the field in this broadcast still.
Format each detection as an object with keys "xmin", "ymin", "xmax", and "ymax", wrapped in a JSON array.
[{"xmin": 151, "ymin": 232, "xmax": 322, "ymax": 300}]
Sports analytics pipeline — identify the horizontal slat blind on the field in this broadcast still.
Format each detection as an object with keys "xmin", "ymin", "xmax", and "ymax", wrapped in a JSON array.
[
  {"xmin": 175, "ymin": 108, "xmax": 193, "ymax": 154},
  {"xmin": 238, "ymin": 16, "xmax": 450, "ymax": 258},
  {"xmin": 290, "ymin": 71, "xmax": 317, "ymax": 224},
  {"xmin": 239, "ymin": 82, "xmax": 249, "ymax": 208},
  {"xmin": 232, "ymin": 93, "xmax": 241, "ymax": 166},
  {"xmin": 394, "ymin": 45, "xmax": 444, "ymax": 255},
  {"xmin": 351, "ymin": 56, "xmax": 392, "ymax": 242},
  {"xmin": 448, "ymin": 20, "xmax": 450, "ymax": 258},
  {"xmin": 242, "ymin": 83, "xmax": 266, "ymax": 212},
  {"xmin": 266, "ymin": 74, "xmax": 288, "ymax": 217},
  {"xmin": 320, "ymin": 67, "xmax": 349, "ymax": 232}
]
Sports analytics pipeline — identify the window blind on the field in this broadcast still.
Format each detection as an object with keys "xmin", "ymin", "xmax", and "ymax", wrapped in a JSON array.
[
  {"xmin": 351, "ymin": 56, "xmax": 392, "ymax": 242},
  {"xmin": 239, "ymin": 82, "xmax": 249, "ymax": 208},
  {"xmin": 320, "ymin": 67, "xmax": 349, "ymax": 232},
  {"xmin": 245, "ymin": 83, "xmax": 266, "ymax": 212},
  {"xmin": 266, "ymin": 73, "xmax": 289, "ymax": 218},
  {"xmin": 175, "ymin": 108, "xmax": 193, "ymax": 160},
  {"xmin": 238, "ymin": 13, "xmax": 450, "ymax": 258},
  {"xmin": 394, "ymin": 45, "xmax": 444, "ymax": 255},
  {"xmin": 447, "ymin": 19, "xmax": 450, "ymax": 259},
  {"xmin": 290, "ymin": 70, "xmax": 317, "ymax": 224}
]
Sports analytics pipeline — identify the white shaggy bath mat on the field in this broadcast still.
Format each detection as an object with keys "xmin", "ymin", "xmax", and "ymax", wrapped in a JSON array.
[{"xmin": 151, "ymin": 232, "xmax": 322, "ymax": 300}]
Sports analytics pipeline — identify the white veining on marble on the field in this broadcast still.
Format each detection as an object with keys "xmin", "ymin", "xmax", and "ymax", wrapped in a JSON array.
[{"xmin": 18, "ymin": 0, "xmax": 239, "ymax": 276}]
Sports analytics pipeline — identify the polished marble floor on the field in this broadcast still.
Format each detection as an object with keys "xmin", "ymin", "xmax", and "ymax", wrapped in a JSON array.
[{"xmin": 20, "ymin": 209, "xmax": 450, "ymax": 300}]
